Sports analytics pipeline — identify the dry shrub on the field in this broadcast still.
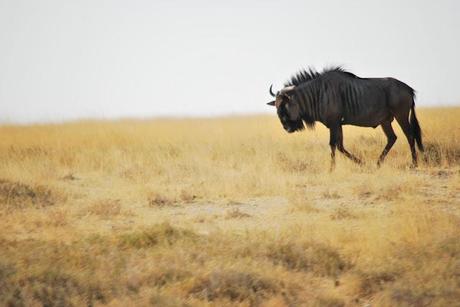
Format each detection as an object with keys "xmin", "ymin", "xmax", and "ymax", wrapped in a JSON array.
[
  {"xmin": 355, "ymin": 178, "xmax": 415, "ymax": 202},
  {"xmin": 374, "ymin": 237, "xmax": 460, "ymax": 306},
  {"xmin": 123, "ymin": 263, "xmax": 192, "ymax": 294},
  {"xmin": 313, "ymin": 295, "xmax": 345, "ymax": 307},
  {"xmin": 355, "ymin": 270, "xmax": 399, "ymax": 297},
  {"xmin": 0, "ymin": 179, "xmax": 57, "ymax": 209},
  {"xmin": 6, "ymin": 146, "xmax": 54, "ymax": 160},
  {"xmin": 376, "ymin": 185, "xmax": 408, "ymax": 201},
  {"xmin": 26, "ymin": 270, "xmax": 105, "ymax": 306},
  {"xmin": 227, "ymin": 200, "xmax": 244, "ymax": 206},
  {"xmin": 276, "ymin": 152, "xmax": 319, "ymax": 173},
  {"xmin": 188, "ymin": 270, "xmax": 281, "ymax": 305},
  {"xmin": 179, "ymin": 190, "xmax": 196, "ymax": 202},
  {"xmin": 150, "ymin": 292, "xmax": 190, "ymax": 307},
  {"xmin": 0, "ymin": 237, "xmax": 146, "ymax": 306},
  {"xmin": 0, "ymin": 262, "xmax": 21, "ymax": 306},
  {"xmin": 87, "ymin": 199, "xmax": 121, "ymax": 219},
  {"xmin": 148, "ymin": 193, "xmax": 176, "ymax": 208},
  {"xmin": 119, "ymin": 223, "xmax": 198, "ymax": 248},
  {"xmin": 225, "ymin": 208, "xmax": 251, "ymax": 219},
  {"xmin": 322, "ymin": 190, "xmax": 341, "ymax": 199},
  {"xmin": 0, "ymin": 237, "xmax": 130, "ymax": 306},
  {"xmin": 148, "ymin": 267, "xmax": 192, "ymax": 289},
  {"xmin": 0, "ymin": 265, "xmax": 106, "ymax": 307},
  {"xmin": 267, "ymin": 242, "xmax": 348, "ymax": 277},
  {"xmin": 346, "ymin": 212, "xmax": 460, "ymax": 305},
  {"xmin": 329, "ymin": 207, "xmax": 357, "ymax": 220},
  {"xmin": 32, "ymin": 208, "xmax": 69, "ymax": 227},
  {"xmin": 423, "ymin": 141, "xmax": 460, "ymax": 166},
  {"xmin": 61, "ymin": 173, "xmax": 78, "ymax": 181}
]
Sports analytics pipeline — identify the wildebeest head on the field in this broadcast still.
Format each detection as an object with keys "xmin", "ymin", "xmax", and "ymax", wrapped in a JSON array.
[{"xmin": 267, "ymin": 85, "xmax": 304, "ymax": 133}]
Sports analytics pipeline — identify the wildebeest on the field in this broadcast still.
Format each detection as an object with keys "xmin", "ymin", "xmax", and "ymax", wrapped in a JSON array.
[{"xmin": 267, "ymin": 67, "xmax": 424, "ymax": 168}]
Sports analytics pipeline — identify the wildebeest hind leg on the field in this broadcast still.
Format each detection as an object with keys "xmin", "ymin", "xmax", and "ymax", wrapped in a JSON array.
[
  {"xmin": 336, "ymin": 125, "xmax": 362, "ymax": 164},
  {"xmin": 329, "ymin": 127, "xmax": 337, "ymax": 171},
  {"xmin": 395, "ymin": 114, "xmax": 417, "ymax": 167},
  {"xmin": 377, "ymin": 121, "xmax": 397, "ymax": 166}
]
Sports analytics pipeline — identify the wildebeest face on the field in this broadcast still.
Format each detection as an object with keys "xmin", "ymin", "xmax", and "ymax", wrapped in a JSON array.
[
  {"xmin": 277, "ymin": 100, "xmax": 304, "ymax": 133},
  {"xmin": 267, "ymin": 85, "xmax": 304, "ymax": 133}
]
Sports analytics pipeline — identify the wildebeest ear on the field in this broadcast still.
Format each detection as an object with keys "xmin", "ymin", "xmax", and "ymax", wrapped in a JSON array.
[
  {"xmin": 267, "ymin": 100, "xmax": 276, "ymax": 106},
  {"xmin": 279, "ymin": 85, "xmax": 296, "ymax": 97}
]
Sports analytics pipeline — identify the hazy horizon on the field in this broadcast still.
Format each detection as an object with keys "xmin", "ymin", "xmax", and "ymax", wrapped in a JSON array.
[{"xmin": 1, "ymin": 0, "xmax": 459, "ymax": 124}]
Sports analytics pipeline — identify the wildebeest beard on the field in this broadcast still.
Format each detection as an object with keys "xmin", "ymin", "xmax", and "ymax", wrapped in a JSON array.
[{"xmin": 277, "ymin": 105, "xmax": 305, "ymax": 133}]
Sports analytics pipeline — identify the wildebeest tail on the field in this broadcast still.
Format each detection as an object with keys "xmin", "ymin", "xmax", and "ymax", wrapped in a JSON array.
[{"xmin": 410, "ymin": 101, "xmax": 424, "ymax": 152}]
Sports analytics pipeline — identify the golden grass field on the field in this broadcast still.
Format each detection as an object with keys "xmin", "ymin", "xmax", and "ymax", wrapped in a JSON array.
[{"xmin": 0, "ymin": 107, "xmax": 459, "ymax": 306}]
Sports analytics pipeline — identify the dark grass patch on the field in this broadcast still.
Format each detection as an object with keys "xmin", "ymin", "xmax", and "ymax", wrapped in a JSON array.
[
  {"xmin": 0, "ymin": 179, "xmax": 58, "ymax": 209},
  {"xmin": 0, "ymin": 263, "xmax": 106, "ymax": 307},
  {"xmin": 387, "ymin": 238, "xmax": 460, "ymax": 306},
  {"xmin": 26, "ymin": 269, "xmax": 106, "ymax": 306},
  {"xmin": 313, "ymin": 295, "xmax": 345, "ymax": 307},
  {"xmin": 322, "ymin": 190, "xmax": 341, "ymax": 200},
  {"xmin": 357, "ymin": 270, "xmax": 399, "ymax": 297},
  {"xmin": 0, "ymin": 262, "xmax": 23, "ymax": 307},
  {"xmin": 119, "ymin": 223, "xmax": 199, "ymax": 248},
  {"xmin": 188, "ymin": 270, "xmax": 281, "ymax": 305},
  {"xmin": 142, "ymin": 265, "xmax": 192, "ymax": 290},
  {"xmin": 0, "ymin": 235, "xmax": 193, "ymax": 306},
  {"xmin": 267, "ymin": 242, "xmax": 349, "ymax": 277},
  {"xmin": 61, "ymin": 173, "xmax": 79, "ymax": 181},
  {"xmin": 355, "ymin": 237, "xmax": 460, "ymax": 304},
  {"xmin": 148, "ymin": 193, "xmax": 177, "ymax": 208},
  {"xmin": 124, "ymin": 266, "xmax": 192, "ymax": 294},
  {"xmin": 329, "ymin": 207, "xmax": 357, "ymax": 220},
  {"xmin": 225, "ymin": 208, "xmax": 251, "ymax": 219},
  {"xmin": 423, "ymin": 142, "xmax": 460, "ymax": 166},
  {"xmin": 150, "ymin": 292, "xmax": 190, "ymax": 307}
]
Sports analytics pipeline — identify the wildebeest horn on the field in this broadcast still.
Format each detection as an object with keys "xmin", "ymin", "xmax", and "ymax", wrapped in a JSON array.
[{"xmin": 269, "ymin": 84, "xmax": 276, "ymax": 97}]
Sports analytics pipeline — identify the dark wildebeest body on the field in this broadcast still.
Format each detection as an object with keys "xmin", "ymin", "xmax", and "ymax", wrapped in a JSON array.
[{"xmin": 267, "ymin": 67, "xmax": 424, "ymax": 168}]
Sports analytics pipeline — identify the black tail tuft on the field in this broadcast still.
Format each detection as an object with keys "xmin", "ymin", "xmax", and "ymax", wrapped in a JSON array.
[{"xmin": 410, "ymin": 102, "xmax": 424, "ymax": 152}]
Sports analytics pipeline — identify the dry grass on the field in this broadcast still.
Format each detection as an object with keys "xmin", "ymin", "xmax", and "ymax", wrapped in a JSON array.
[{"xmin": 0, "ymin": 107, "xmax": 459, "ymax": 306}]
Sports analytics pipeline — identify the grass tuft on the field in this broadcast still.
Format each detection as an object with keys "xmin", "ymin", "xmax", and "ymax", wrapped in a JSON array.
[
  {"xmin": 119, "ymin": 223, "xmax": 198, "ymax": 248},
  {"xmin": 0, "ymin": 179, "xmax": 57, "ymax": 209},
  {"xmin": 267, "ymin": 242, "xmax": 349, "ymax": 277},
  {"xmin": 188, "ymin": 270, "xmax": 281, "ymax": 304}
]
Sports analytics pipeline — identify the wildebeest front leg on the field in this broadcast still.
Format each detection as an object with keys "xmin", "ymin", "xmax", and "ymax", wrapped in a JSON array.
[
  {"xmin": 336, "ymin": 125, "xmax": 362, "ymax": 164},
  {"xmin": 377, "ymin": 121, "xmax": 397, "ymax": 166}
]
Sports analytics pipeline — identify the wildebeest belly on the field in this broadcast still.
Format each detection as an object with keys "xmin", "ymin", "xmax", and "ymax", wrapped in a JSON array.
[{"xmin": 341, "ymin": 100, "xmax": 391, "ymax": 128}]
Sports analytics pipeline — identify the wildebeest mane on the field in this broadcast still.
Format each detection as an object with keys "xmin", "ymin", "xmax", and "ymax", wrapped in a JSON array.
[{"xmin": 284, "ymin": 66, "xmax": 358, "ymax": 87}]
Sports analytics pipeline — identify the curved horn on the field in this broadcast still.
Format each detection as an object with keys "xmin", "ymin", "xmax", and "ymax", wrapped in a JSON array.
[{"xmin": 269, "ymin": 84, "xmax": 276, "ymax": 97}]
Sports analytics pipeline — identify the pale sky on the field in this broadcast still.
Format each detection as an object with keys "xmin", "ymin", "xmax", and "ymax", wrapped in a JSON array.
[{"xmin": 0, "ymin": 0, "xmax": 459, "ymax": 123}]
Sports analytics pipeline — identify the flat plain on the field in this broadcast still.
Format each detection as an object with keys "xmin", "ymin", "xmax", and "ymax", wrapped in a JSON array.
[{"xmin": 0, "ymin": 107, "xmax": 459, "ymax": 306}]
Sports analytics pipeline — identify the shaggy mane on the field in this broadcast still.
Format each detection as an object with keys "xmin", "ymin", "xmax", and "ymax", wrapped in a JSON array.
[{"xmin": 284, "ymin": 66, "xmax": 358, "ymax": 87}]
